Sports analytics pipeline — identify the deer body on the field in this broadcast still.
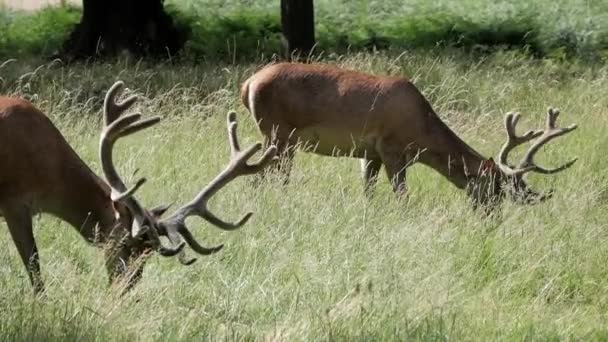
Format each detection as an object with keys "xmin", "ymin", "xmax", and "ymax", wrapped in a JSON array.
[
  {"xmin": 0, "ymin": 99, "xmax": 115, "ymax": 232},
  {"xmin": 0, "ymin": 98, "xmax": 119, "ymax": 292},
  {"xmin": 242, "ymin": 63, "xmax": 577, "ymax": 203},
  {"xmin": 1, "ymin": 83, "xmax": 276, "ymax": 294}
]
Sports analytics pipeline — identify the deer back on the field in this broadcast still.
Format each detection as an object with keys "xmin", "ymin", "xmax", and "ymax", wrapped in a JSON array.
[{"xmin": 243, "ymin": 63, "xmax": 433, "ymax": 131}]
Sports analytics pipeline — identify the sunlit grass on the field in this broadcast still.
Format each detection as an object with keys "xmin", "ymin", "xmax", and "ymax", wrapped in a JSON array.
[{"xmin": 1, "ymin": 50, "xmax": 608, "ymax": 340}]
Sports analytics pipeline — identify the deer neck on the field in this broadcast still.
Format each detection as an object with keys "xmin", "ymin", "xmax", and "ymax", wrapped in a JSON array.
[
  {"xmin": 48, "ymin": 161, "xmax": 121, "ymax": 245},
  {"xmin": 417, "ymin": 118, "xmax": 488, "ymax": 190}
]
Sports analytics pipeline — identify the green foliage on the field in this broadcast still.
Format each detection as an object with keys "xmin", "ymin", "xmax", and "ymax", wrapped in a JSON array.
[
  {"xmin": 1, "ymin": 0, "xmax": 608, "ymax": 61},
  {"xmin": 170, "ymin": 5, "xmax": 282, "ymax": 61},
  {"xmin": 0, "ymin": 6, "xmax": 80, "ymax": 57}
]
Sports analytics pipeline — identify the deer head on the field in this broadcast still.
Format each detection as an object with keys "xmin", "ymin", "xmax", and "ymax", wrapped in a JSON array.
[
  {"xmin": 100, "ymin": 81, "xmax": 277, "ymax": 284},
  {"xmin": 467, "ymin": 107, "xmax": 578, "ymax": 208}
]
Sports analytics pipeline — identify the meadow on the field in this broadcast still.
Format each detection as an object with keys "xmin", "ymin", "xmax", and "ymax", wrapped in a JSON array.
[{"xmin": 2, "ymin": 1, "xmax": 608, "ymax": 341}]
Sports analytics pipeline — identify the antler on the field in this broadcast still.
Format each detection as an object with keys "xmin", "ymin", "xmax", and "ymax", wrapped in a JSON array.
[
  {"xmin": 100, "ymin": 81, "xmax": 184, "ymax": 257},
  {"xmin": 159, "ymin": 111, "xmax": 277, "ymax": 263},
  {"xmin": 497, "ymin": 108, "xmax": 578, "ymax": 176},
  {"xmin": 104, "ymin": 81, "xmax": 138, "ymax": 126},
  {"xmin": 516, "ymin": 108, "xmax": 578, "ymax": 174},
  {"xmin": 497, "ymin": 112, "xmax": 543, "ymax": 169}
]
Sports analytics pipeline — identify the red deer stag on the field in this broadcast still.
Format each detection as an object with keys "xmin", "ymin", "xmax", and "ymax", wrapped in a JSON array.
[
  {"xmin": 0, "ymin": 81, "xmax": 277, "ymax": 294},
  {"xmin": 241, "ymin": 63, "xmax": 577, "ymax": 207}
]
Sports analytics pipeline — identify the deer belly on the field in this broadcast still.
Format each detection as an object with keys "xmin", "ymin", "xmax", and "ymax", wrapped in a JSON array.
[{"xmin": 293, "ymin": 126, "xmax": 377, "ymax": 158}]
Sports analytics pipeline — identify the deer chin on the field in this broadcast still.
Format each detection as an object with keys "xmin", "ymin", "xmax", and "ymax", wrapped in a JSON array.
[{"xmin": 103, "ymin": 237, "xmax": 151, "ymax": 293}]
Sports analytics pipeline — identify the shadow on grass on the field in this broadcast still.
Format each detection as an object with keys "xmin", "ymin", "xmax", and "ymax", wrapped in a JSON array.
[{"xmin": 0, "ymin": 4, "xmax": 606, "ymax": 62}]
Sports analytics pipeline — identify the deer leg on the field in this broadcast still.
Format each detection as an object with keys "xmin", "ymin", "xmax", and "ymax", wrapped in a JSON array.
[
  {"xmin": 3, "ymin": 204, "xmax": 44, "ymax": 294},
  {"xmin": 250, "ymin": 136, "xmax": 276, "ymax": 187},
  {"xmin": 360, "ymin": 158, "xmax": 382, "ymax": 197},
  {"xmin": 273, "ymin": 131, "xmax": 296, "ymax": 185},
  {"xmin": 256, "ymin": 123, "xmax": 296, "ymax": 185},
  {"xmin": 252, "ymin": 136, "xmax": 295, "ymax": 186},
  {"xmin": 383, "ymin": 159, "xmax": 408, "ymax": 197},
  {"xmin": 377, "ymin": 144, "xmax": 410, "ymax": 198},
  {"xmin": 275, "ymin": 140, "xmax": 296, "ymax": 185}
]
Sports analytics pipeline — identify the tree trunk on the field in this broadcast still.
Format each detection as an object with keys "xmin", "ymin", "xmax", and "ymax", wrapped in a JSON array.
[
  {"xmin": 60, "ymin": 0, "xmax": 185, "ymax": 59},
  {"xmin": 280, "ymin": 0, "xmax": 315, "ymax": 60}
]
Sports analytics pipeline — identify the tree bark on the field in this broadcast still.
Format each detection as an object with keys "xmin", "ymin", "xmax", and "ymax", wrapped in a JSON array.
[
  {"xmin": 280, "ymin": 0, "xmax": 315, "ymax": 60},
  {"xmin": 61, "ymin": 0, "xmax": 185, "ymax": 59}
]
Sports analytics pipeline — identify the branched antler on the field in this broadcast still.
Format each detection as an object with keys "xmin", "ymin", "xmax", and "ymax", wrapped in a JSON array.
[
  {"xmin": 100, "ymin": 83, "xmax": 274, "ymax": 264},
  {"xmin": 159, "ymin": 111, "xmax": 278, "ymax": 264},
  {"xmin": 178, "ymin": 111, "xmax": 278, "ymax": 228},
  {"xmin": 100, "ymin": 81, "xmax": 184, "ymax": 257},
  {"xmin": 497, "ymin": 107, "xmax": 577, "ymax": 177},
  {"xmin": 517, "ymin": 108, "xmax": 578, "ymax": 174},
  {"xmin": 104, "ymin": 81, "xmax": 138, "ymax": 126},
  {"xmin": 498, "ymin": 112, "xmax": 543, "ymax": 168}
]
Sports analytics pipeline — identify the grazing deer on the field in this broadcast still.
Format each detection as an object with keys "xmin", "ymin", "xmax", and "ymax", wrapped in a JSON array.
[
  {"xmin": 240, "ymin": 63, "xmax": 577, "ymax": 207},
  {"xmin": 0, "ymin": 81, "xmax": 277, "ymax": 294}
]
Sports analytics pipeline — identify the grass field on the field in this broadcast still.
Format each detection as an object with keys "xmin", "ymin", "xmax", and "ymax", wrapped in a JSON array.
[
  {"xmin": 2, "ymin": 0, "xmax": 608, "ymax": 340},
  {"xmin": 1, "ymin": 49, "xmax": 608, "ymax": 340}
]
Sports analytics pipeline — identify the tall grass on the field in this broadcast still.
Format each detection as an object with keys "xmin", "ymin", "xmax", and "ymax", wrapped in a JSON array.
[{"xmin": 1, "ymin": 49, "xmax": 607, "ymax": 340}]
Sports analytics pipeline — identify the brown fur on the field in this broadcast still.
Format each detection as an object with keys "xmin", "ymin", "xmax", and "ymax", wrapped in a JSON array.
[
  {"xmin": 241, "ymin": 62, "xmax": 492, "ymax": 196},
  {"xmin": 0, "ymin": 97, "xmax": 147, "ymax": 293}
]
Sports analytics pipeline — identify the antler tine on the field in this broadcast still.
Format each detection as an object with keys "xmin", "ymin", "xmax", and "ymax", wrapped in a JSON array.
[
  {"xmin": 112, "ymin": 177, "xmax": 147, "ymax": 202},
  {"xmin": 104, "ymin": 81, "xmax": 139, "ymax": 126},
  {"xmin": 516, "ymin": 107, "xmax": 578, "ymax": 175},
  {"xmin": 497, "ymin": 111, "xmax": 543, "ymax": 168},
  {"xmin": 164, "ymin": 228, "xmax": 206, "ymax": 265},
  {"xmin": 182, "ymin": 111, "xmax": 277, "ymax": 228},
  {"xmin": 100, "ymin": 83, "xmax": 163, "ymax": 239},
  {"xmin": 98, "ymin": 81, "xmax": 186, "ymax": 256},
  {"xmin": 227, "ymin": 111, "xmax": 241, "ymax": 156},
  {"xmin": 158, "ymin": 221, "xmax": 225, "ymax": 265},
  {"xmin": 100, "ymin": 113, "xmax": 161, "ymax": 201},
  {"xmin": 175, "ymin": 225, "xmax": 224, "ymax": 255},
  {"xmin": 174, "ymin": 111, "xmax": 277, "ymax": 229},
  {"xmin": 159, "ymin": 111, "xmax": 277, "ymax": 258}
]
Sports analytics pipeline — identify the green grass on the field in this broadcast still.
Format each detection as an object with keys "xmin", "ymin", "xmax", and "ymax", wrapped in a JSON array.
[
  {"xmin": 1, "ymin": 49, "xmax": 608, "ymax": 340},
  {"xmin": 2, "ymin": 0, "xmax": 608, "ymax": 60},
  {"xmin": 0, "ymin": 6, "xmax": 80, "ymax": 57}
]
